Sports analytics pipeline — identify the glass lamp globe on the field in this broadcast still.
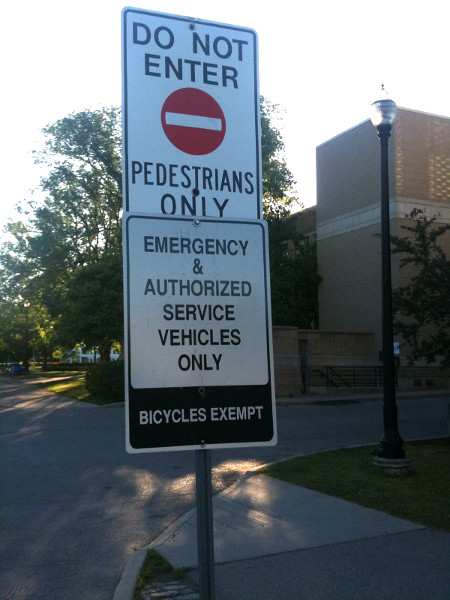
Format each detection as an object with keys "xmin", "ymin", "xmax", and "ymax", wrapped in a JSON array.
[{"xmin": 371, "ymin": 85, "xmax": 397, "ymax": 127}]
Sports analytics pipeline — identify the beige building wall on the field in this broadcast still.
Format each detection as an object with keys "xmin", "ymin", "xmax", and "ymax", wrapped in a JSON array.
[
  {"xmin": 317, "ymin": 224, "xmax": 382, "ymax": 345},
  {"xmin": 316, "ymin": 108, "xmax": 450, "ymax": 354}
]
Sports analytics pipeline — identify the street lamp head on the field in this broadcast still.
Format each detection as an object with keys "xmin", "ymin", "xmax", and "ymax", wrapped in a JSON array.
[{"xmin": 370, "ymin": 84, "xmax": 397, "ymax": 128}]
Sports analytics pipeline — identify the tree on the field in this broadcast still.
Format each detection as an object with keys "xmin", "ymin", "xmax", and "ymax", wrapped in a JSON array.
[
  {"xmin": 0, "ymin": 299, "xmax": 55, "ymax": 366},
  {"xmin": 57, "ymin": 252, "xmax": 123, "ymax": 360},
  {"xmin": 1, "ymin": 107, "xmax": 123, "ymax": 359},
  {"xmin": 268, "ymin": 216, "xmax": 320, "ymax": 328},
  {"xmin": 259, "ymin": 98, "xmax": 320, "ymax": 327},
  {"xmin": 0, "ymin": 300, "xmax": 28, "ymax": 363},
  {"xmin": 260, "ymin": 97, "xmax": 296, "ymax": 219},
  {"xmin": 392, "ymin": 209, "xmax": 450, "ymax": 367},
  {"xmin": 23, "ymin": 302, "xmax": 57, "ymax": 368}
]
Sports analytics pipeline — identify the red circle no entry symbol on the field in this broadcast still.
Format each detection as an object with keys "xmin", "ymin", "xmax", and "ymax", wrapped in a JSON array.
[{"xmin": 161, "ymin": 88, "xmax": 226, "ymax": 155}]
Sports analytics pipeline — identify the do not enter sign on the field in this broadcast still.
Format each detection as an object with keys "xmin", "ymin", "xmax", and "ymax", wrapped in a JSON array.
[
  {"xmin": 161, "ymin": 88, "xmax": 226, "ymax": 155},
  {"xmin": 122, "ymin": 8, "xmax": 262, "ymax": 219}
]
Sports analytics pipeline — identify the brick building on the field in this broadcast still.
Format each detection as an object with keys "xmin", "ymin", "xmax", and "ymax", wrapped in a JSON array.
[{"xmin": 315, "ymin": 107, "xmax": 450, "ymax": 357}]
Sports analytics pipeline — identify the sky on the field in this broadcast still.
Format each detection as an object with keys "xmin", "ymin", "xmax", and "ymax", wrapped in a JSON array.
[{"xmin": 1, "ymin": 0, "xmax": 449, "ymax": 232}]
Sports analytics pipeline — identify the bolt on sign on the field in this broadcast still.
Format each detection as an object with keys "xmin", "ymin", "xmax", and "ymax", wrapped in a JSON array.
[
  {"xmin": 122, "ymin": 8, "xmax": 262, "ymax": 219},
  {"xmin": 123, "ymin": 215, "xmax": 277, "ymax": 452}
]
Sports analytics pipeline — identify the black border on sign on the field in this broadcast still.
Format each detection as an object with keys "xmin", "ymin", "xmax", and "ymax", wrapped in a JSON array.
[
  {"xmin": 121, "ymin": 7, "xmax": 262, "ymax": 219},
  {"xmin": 124, "ymin": 214, "xmax": 276, "ymax": 452}
]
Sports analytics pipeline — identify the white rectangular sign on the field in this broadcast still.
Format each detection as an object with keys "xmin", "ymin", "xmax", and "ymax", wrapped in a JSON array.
[
  {"xmin": 123, "ymin": 214, "xmax": 277, "ymax": 452},
  {"xmin": 126, "ymin": 215, "xmax": 271, "ymax": 387},
  {"xmin": 122, "ymin": 8, "xmax": 262, "ymax": 219}
]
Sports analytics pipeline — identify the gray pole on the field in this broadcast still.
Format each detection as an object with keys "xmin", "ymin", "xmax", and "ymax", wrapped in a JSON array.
[
  {"xmin": 195, "ymin": 448, "xmax": 216, "ymax": 600},
  {"xmin": 24, "ymin": 303, "xmax": 30, "ymax": 373}
]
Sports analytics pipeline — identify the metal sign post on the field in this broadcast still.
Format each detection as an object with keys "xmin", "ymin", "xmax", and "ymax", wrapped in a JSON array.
[{"xmin": 196, "ymin": 449, "xmax": 215, "ymax": 600}]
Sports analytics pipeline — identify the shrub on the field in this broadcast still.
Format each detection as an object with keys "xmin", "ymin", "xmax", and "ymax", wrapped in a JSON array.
[{"xmin": 85, "ymin": 360, "xmax": 124, "ymax": 402}]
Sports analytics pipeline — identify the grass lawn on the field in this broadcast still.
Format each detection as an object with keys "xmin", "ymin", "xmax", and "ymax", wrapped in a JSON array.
[
  {"xmin": 35, "ymin": 373, "xmax": 117, "ymax": 405},
  {"xmin": 260, "ymin": 439, "xmax": 450, "ymax": 531},
  {"xmin": 1, "ymin": 368, "xmax": 123, "ymax": 405},
  {"xmin": 134, "ymin": 550, "xmax": 188, "ymax": 600}
]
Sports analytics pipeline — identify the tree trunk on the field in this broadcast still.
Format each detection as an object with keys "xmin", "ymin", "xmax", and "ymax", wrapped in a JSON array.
[{"xmin": 99, "ymin": 340, "xmax": 112, "ymax": 361}]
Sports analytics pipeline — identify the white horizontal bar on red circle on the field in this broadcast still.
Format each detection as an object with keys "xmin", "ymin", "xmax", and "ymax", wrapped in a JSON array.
[{"xmin": 164, "ymin": 112, "xmax": 223, "ymax": 131}]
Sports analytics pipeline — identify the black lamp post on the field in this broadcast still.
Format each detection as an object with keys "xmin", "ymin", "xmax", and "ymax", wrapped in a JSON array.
[{"xmin": 370, "ymin": 87, "xmax": 409, "ymax": 471}]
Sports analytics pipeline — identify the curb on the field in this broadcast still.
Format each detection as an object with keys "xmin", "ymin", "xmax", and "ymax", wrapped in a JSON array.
[{"xmin": 113, "ymin": 548, "xmax": 147, "ymax": 600}]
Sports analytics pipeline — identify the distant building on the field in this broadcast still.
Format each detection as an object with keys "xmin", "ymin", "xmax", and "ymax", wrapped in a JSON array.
[
  {"xmin": 66, "ymin": 348, "xmax": 120, "ymax": 363},
  {"xmin": 315, "ymin": 107, "xmax": 450, "ymax": 357},
  {"xmin": 294, "ymin": 205, "xmax": 316, "ymax": 241}
]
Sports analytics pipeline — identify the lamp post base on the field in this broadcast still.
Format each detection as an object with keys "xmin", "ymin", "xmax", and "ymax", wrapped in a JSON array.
[
  {"xmin": 376, "ymin": 426, "xmax": 406, "ymax": 460},
  {"xmin": 373, "ymin": 455, "xmax": 411, "ymax": 476}
]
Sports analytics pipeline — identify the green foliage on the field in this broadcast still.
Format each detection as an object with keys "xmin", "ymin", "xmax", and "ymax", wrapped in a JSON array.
[
  {"xmin": 2, "ymin": 108, "xmax": 122, "ymax": 302},
  {"xmin": 0, "ymin": 299, "xmax": 55, "ymax": 364},
  {"xmin": 134, "ymin": 550, "xmax": 188, "ymax": 599},
  {"xmin": 28, "ymin": 302, "xmax": 57, "ymax": 367},
  {"xmin": 260, "ymin": 99, "xmax": 320, "ymax": 327},
  {"xmin": 57, "ymin": 252, "xmax": 123, "ymax": 357},
  {"xmin": 0, "ymin": 301, "xmax": 27, "ymax": 362},
  {"xmin": 392, "ymin": 209, "xmax": 450, "ymax": 367},
  {"xmin": 85, "ymin": 360, "xmax": 124, "ymax": 402},
  {"xmin": 0, "ymin": 107, "xmax": 123, "ymax": 358},
  {"xmin": 260, "ymin": 97, "xmax": 297, "ymax": 219},
  {"xmin": 268, "ymin": 216, "xmax": 320, "ymax": 328}
]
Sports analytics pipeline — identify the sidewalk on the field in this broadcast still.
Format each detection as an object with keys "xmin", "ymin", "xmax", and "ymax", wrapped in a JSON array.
[
  {"xmin": 114, "ymin": 462, "xmax": 450, "ymax": 600},
  {"xmin": 279, "ymin": 386, "xmax": 450, "ymax": 405},
  {"xmin": 113, "ymin": 389, "xmax": 450, "ymax": 600}
]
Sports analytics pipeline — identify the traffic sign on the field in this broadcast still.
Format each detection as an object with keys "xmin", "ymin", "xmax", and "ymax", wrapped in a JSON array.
[
  {"xmin": 123, "ymin": 214, "xmax": 276, "ymax": 452},
  {"xmin": 161, "ymin": 87, "xmax": 226, "ymax": 155},
  {"xmin": 122, "ymin": 8, "xmax": 262, "ymax": 219}
]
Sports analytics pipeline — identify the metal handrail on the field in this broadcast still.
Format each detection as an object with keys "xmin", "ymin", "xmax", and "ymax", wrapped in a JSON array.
[{"xmin": 320, "ymin": 366, "xmax": 384, "ymax": 388}]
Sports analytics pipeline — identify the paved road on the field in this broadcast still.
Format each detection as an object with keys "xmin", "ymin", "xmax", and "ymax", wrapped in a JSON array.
[{"xmin": 0, "ymin": 376, "xmax": 448, "ymax": 600}]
